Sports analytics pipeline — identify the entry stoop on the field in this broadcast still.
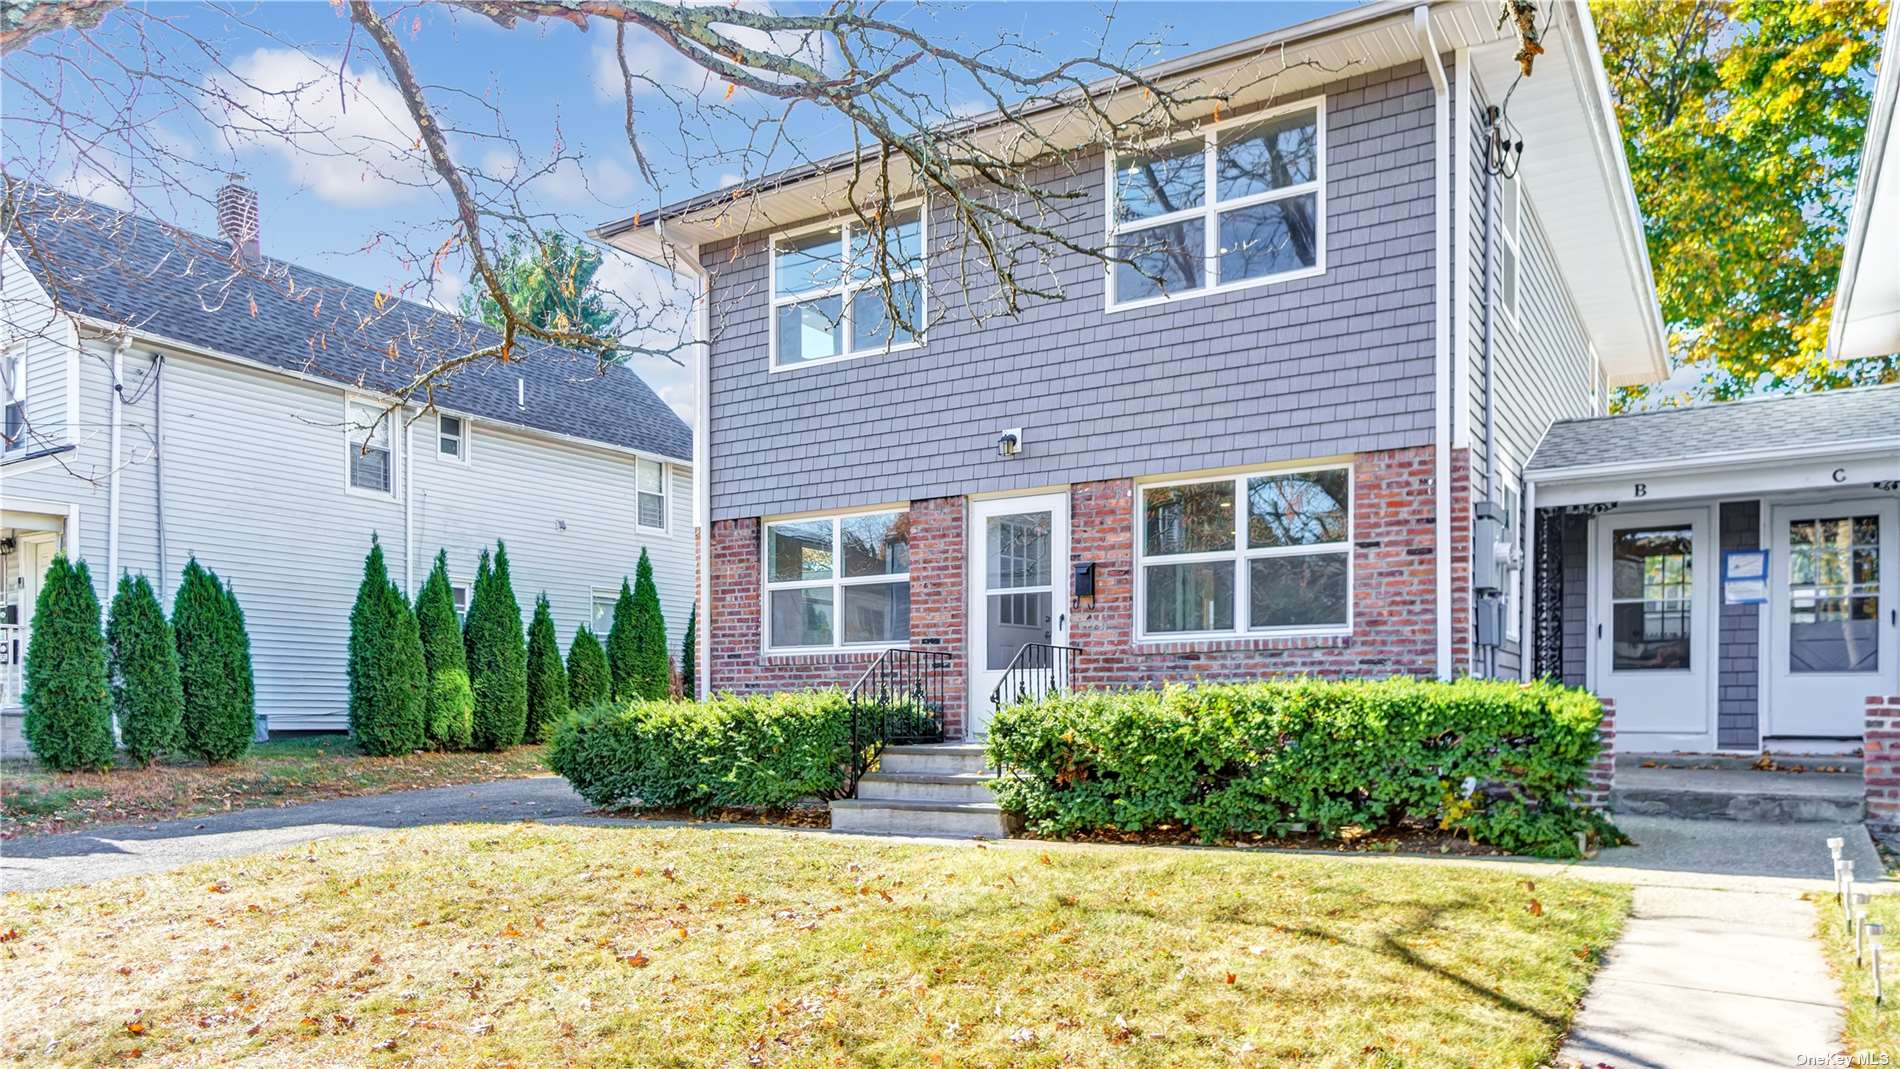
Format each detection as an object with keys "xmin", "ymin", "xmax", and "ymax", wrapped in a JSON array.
[
  {"xmin": 1611, "ymin": 755, "xmax": 1865, "ymax": 823},
  {"xmin": 830, "ymin": 743, "xmax": 1017, "ymax": 838}
]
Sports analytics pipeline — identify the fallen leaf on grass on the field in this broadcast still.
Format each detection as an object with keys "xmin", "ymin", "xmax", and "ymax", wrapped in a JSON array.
[
  {"xmin": 622, "ymin": 950, "xmax": 650, "ymax": 967},
  {"xmin": 1527, "ymin": 899, "xmax": 1543, "ymax": 917}
]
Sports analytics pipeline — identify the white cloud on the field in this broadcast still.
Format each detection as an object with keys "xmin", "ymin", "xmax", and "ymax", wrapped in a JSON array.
[
  {"xmin": 655, "ymin": 377, "xmax": 695, "ymax": 427},
  {"xmin": 214, "ymin": 48, "xmax": 428, "ymax": 206},
  {"xmin": 47, "ymin": 153, "xmax": 134, "ymax": 209}
]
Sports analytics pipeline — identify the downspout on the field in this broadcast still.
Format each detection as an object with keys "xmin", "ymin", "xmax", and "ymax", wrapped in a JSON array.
[
  {"xmin": 1415, "ymin": 6, "xmax": 1453, "ymax": 680},
  {"xmin": 1479, "ymin": 98, "xmax": 1499, "ymax": 681},
  {"xmin": 105, "ymin": 336, "xmax": 131, "ymax": 595},
  {"xmin": 152, "ymin": 354, "xmax": 167, "ymax": 597},
  {"xmin": 404, "ymin": 415, "xmax": 415, "ymax": 593},
  {"xmin": 1520, "ymin": 476, "xmax": 1537, "ymax": 681},
  {"xmin": 659, "ymin": 219, "xmax": 714, "ymax": 702}
]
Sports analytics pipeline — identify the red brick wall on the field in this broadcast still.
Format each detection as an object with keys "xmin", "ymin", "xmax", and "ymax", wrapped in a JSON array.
[
  {"xmin": 1582, "ymin": 697, "xmax": 1616, "ymax": 810},
  {"xmin": 1864, "ymin": 696, "xmax": 1900, "ymax": 838},
  {"xmin": 706, "ymin": 496, "xmax": 969, "ymax": 737},
  {"xmin": 1069, "ymin": 446, "xmax": 1444, "ymax": 686}
]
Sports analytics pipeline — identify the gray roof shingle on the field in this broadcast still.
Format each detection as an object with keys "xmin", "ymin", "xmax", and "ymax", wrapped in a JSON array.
[
  {"xmin": 1527, "ymin": 383, "xmax": 1900, "ymax": 474},
  {"xmin": 10, "ymin": 190, "xmax": 692, "ymax": 462}
]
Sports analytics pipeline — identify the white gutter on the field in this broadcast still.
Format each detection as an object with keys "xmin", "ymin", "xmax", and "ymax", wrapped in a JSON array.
[
  {"xmin": 1416, "ymin": 6, "xmax": 1453, "ymax": 681},
  {"xmin": 1452, "ymin": 47, "xmax": 1473, "ymax": 452},
  {"xmin": 1525, "ymin": 436, "xmax": 1900, "ymax": 485},
  {"xmin": 404, "ymin": 417, "xmax": 415, "ymax": 593},
  {"xmin": 658, "ymin": 220, "xmax": 715, "ymax": 702},
  {"xmin": 1518, "ymin": 478, "xmax": 1536, "ymax": 682}
]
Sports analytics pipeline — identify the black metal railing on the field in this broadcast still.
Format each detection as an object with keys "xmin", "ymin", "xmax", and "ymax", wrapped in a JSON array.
[
  {"xmin": 990, "ymin": 643, "xmax": 1079, "ymax": 712},
  {"xmin": 847, "ymin": 647, "xmax": 952, "ymax": 786}
]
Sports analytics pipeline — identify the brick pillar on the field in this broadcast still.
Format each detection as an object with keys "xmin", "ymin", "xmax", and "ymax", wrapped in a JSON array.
[
  {"xmin": 1582, "ymin": 696, "xmax": 1616, "ymax": 810},
  {"xmin": 906, "ymin": 496, "xmax": 968, "ymax": 737},
  {"xmin": 1864, "ymin": 696, "xmax": 1900, "ymax": 839}
]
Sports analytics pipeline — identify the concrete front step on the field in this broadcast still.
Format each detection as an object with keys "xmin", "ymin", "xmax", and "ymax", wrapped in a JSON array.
[
  {"xmin": 829, "ymin": 797, "xmax": 1016, "ymax": 838},
  {"xmin": 857, "ymin": 771, "xmax": 997, "ymax": 804},
  {"xmin": 1610, "ymin": 766, "xmax": 1864, "ymax": 824},
  {"xmin": 1617, "ymin": 751, "xmax": 1862, "ymax": 774},
  {"xmin": 876, "ymin": 743, "xmax": 990, "ymax": 777}
]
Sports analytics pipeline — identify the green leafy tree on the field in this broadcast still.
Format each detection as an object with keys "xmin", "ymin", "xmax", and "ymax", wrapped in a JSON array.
[
  {"xmin": 106, "ymin": 572, "xmax": 184, "ymax": 767},
  {"xmin": 347, "ymin": 536, "xmax": 428, "ymax": 756},
  {"xmin": 566, "ymin": 627, "xmax": 612, "ymax": 710},
  {"xmin": 464, "ymin": 543, "xmax": 528, "ymax": 749},
  {"xmin": 525, "ymin": 594, "xmax": 569, "ymax": 742},
  {"xmin": 679, "ymin": 604, "xmax": 697, "ymax": 700},
  {"xmin": 1598, "ymin": 0, "xmax": 1897, "ymax": 403},
  {"xmin": 173, "ymin": 557, "xmax": 254, "ymax": 763},
  {"xmin": 459, "ymin": 232, "xmax": 624, "ymax": 341},
  {"xmin": 415, "ymin": 550, "xmax": 473, "ymax": 749},
  {"xmin": 21, "ymin": 555, "xmax": 114, "ymax": 772}
]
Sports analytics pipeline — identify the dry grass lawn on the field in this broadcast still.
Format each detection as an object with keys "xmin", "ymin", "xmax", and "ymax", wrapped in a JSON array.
[
  {"xmin": 1, "ymin": 739, "xmax": 549, "ymax": 839},
  {"xmin": 1816, "ymin": 889, "xmax": 1900, "ymax": 1060},
  {"xmin": 0, "ymin": 823, "xmax": 1628, "ymax": 1067}
]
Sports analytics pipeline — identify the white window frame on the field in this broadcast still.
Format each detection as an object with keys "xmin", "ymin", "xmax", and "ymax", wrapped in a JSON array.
[
  {"xmin": 450, "ymin": 579, "xmax": 471, "ymax": 623},
  {"xmin": 761, "ymin": 507, "xmax": 911, "ymax": 653},
  {"xmin": 1134, "ymin": 461, "xmax": 1354, "ymax": 642},
  {"xmin": 1104, "ymin": 97, "xmax": 1327, "ymax": 313},
  {"xmin": 590, "ymin": 588, "xmax": 619, "ymax": 635},
  {"xmin": 436, "ymin": 412, "xmax": 470, "ymax": 465},
  {"xmin": 1498, "ymin": 169, "xmax": 1522, "ymax": 327},
  {"xmin": 767, "ymin": 202, "xmax": 928, "ymax": 373},
  {"xmin": 1, "ymin": 343, "xmax": 25, "ymax": 454},
  {"xmin": 635, "ymin": 457, "xmax": 669, "ymax": 534},
  {"xmin": 343, "ymin": 394, "xmax": 397, "ymax": 500}
]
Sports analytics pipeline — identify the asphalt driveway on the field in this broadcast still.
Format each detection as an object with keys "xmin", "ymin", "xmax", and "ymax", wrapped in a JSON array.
[{"xmin": 1, "ymin": 776, "xmax": 590, "ymax": 892}]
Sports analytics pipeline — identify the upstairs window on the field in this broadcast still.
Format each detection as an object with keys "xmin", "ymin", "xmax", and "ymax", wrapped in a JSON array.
[
  {"xmin": 763, "ymin": 510, "xmax": 910, "ymax": 650},
  {"xmin": 1137, "ymin": 465, "xmax": 1351, "ymax": 638},
  {"xmin": 636, "ymin": 458, "xmax": 667, "ymax": 531},
  {"xmin": 438, "ymin": 413, "xmax": 468, "ymax": 462},
  {"xmin": 1, "ymin": 348, "xmax": 23, "ymax": 453},
  {"xmin": 1109, "ymin": 101, "xmax": 1324, "ymax": 308},
  {"xmin": 770, "ymin": 207, "xmax": 925, "ymax": 370},
  {"xmin": 1499, "ymin": 171, "xmax": 1522, "ymax": 321},
  {"xmin": 345, "ymin": 397, "xmax": 394, "ymax": 496}
]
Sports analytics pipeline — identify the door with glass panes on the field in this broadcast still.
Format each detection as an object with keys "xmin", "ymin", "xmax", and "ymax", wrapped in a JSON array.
[
  {"xmin": 1593, "ymin": 509, "xmax": 1714, "ymax": 749},
  {"xmin": 967, "ymin": 494, "xmax": 1068, "ymax": 737},
  {"xmin": 1768, "ymin": 500, "xmax": 1898, "ymax": 740}
]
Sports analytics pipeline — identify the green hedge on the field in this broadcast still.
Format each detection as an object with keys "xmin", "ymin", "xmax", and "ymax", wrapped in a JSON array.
[
  {"xmin": 984, "ymin": 678, "xmax": 1620, "ymax": 859},
  {"xmin": 546, "ymin": 690, "xmax": 856, "ymax": 812}
]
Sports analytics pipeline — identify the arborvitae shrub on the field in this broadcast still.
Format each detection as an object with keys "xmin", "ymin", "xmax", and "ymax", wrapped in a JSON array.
[
  {"xmin": 347, "ymin": 536, "xmax": 428, "ymax": 756},
  {"xmin": 173, "ymin": 557, "xmax": 255, "ymax": 764},
  {"xmin": 525, "ymin": 594, "xmax": 568, "ymax": 742},
  {"xmin": 679, "ymin": 604, "xmax": 697, "ymax": 700},
  {"xmin": 464, "ymin": 542, "xmax": 527, "ymax": 750},
  {"xmin": 605, "ymin": 577, "xmax": 637, "ymax": 701},
  {"xmin": 566, "ymin": 627, "xmax": 611, "ymax": 710},
  {"xmin": 627, "ymin": 550, "xmax": 670, "ymax": 700},
  {"xmin": 21, "ymin": 555, "xmax": 114, "ymax": 772},
  {"xmin": 107, "ymin": 571, "xmax": 184, "ymax": 767},
  {"xmin": 415, "ymin": 551, "xmax": 472, "ymax": 749}
]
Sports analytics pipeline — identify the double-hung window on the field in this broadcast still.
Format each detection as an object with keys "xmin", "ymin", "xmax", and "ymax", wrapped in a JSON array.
[
  {"xmin": 345, "ymin": 397, "xmax": 394, "ymax": 496},
  {"xmin": 770, "ymin": 207, "xmax": 924, "ymax": 369},
  {"xmin": 1109, "ymin": 100, "xmax": 1324, "ymax": 307},
  {"xmin": 636, "ymin": 458, "xmax": 667, "ymax": 530},
  {"xmin": 1499, "ymin": 170, "xmax": 1522, "ymax": 321},
  {"xmin": 450, "ymin": 581, "xmax": 471, "ymax": 623},
  {"xmin": 1138, "ymin": 465, "xmax": 1351, "ymax": 638},
  {"xmin": 1, "ymin": 347, "xmax": 24, "ymax": 453},
  {"xmin": 763, "ymin": 510, "xmax": 910, "ymax": 650},
  {"xmin": 437, "ymin": 413, "xmax": 468, "ymax": 462}
]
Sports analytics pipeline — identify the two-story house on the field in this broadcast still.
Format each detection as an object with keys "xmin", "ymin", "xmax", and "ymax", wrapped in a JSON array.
[
  {"xmin": 597, "ymin": 2, "xmax": 1665, "ymax": 732},
  {"xmin": 1, "ymin": 185, "xmax": 696, "ymax": 749},
  {"xmin": 598, "ymin": 0, "xmax": 1899, "ymax": 819}
]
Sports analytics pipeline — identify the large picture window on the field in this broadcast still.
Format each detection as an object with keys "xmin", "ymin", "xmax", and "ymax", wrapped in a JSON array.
[
  {"xmin": 770, "ymin": 207, "xmax": 925, "ymax": 370},
  {"xmin": 1137, "ymin": 465, "xmax": 1351, "ymax": 638},
  {"xmin": 1108, "ymin": 101, "xmax": 1324, "ymax": 308},
  {"xmin": 763, "ymin": 510, "xmax": 911, "ymax": 650}
]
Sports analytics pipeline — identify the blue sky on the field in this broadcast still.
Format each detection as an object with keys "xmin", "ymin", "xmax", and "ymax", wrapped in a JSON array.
[{"xmin": 10, "ymin": 1, "xmax": 1354, "ymax": 418}]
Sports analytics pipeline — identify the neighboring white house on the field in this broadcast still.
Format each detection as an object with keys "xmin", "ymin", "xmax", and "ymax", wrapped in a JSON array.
[
  {"xmin": 1830, "ymin": 1, "xmax": 1900, "ymax": 362},
  {"xmin": 1, "ymin": 186, "xmax": 695, "ymax": 746}
]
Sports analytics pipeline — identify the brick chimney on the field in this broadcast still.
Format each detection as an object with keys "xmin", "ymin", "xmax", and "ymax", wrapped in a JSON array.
[{"xmin": 216, "ymin": 177, "xmax": 261, "ymax": 262}]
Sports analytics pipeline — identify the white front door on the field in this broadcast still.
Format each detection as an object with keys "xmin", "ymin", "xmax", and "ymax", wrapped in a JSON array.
[
  {"xmin": 1593, "ymin": 508, "xmax": 1714, "ymax": 749},
  {"xmin": 1767, "ymin": 499, "xmax": 1899, "ymax": 740},
  {"xmin": 967, "ymin": 493, "xmax": 1069, "ymax": 737}
]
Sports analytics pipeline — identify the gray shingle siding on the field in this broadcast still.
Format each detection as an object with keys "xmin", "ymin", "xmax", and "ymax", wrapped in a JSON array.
[
  {"xmin": 1560, "ymin": 511, "xmax": 1589, "ymax": 688},
  {"xmin": 1718, "ymin": 500, "xmax": 1761, "ymax": 750},
  {"xmin": 703, "ymin": 62, "xmax": 1440, "ymax": 520}
]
